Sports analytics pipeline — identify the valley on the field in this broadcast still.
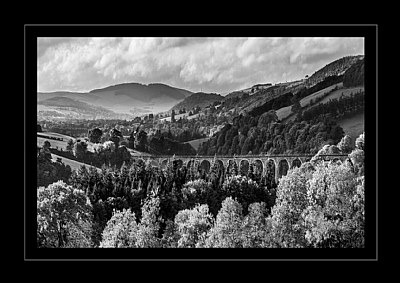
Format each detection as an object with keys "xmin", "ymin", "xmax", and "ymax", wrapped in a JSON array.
[{"xmin": 33, "ymin": 35, "xmax": 369, "ymax": 251}]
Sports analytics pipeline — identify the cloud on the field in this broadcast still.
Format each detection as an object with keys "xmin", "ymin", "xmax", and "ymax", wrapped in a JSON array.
[{"xmin": 37, "ymin": 37, "xmax": 364, "ymax": 94}]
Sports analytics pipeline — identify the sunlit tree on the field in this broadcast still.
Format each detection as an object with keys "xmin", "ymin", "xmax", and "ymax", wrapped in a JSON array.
[{"xmin": 37, "ymin": 181, "xmax": 93, "ymax": 248}]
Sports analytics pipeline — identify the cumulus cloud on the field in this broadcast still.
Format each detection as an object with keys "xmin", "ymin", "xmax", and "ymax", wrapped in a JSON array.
[{"xmin": 37, "ymin": 37, "xmax": 364, "ymax": 94}]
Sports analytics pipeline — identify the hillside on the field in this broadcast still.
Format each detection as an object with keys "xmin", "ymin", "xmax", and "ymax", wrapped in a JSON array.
[
  {"xmin": 279, "ymin": 84, "xmax": 364, "ymax": 122},
  {"xmin": 343, "ymin": 58, "xmax": 364, "ymax": 87},
  {"xmin": 305, "ymin": 55, "xmax": 364, "ymax": 88},
  {"xmin": 37, "ymin": 97, "xmax": 125, "ymax": 121},
  {"xmin": 227, "ymin": 56, "xmax": 363, "ymax": 117},
  {"xmin": 171, "ymin": 92, "xmax": 223, "ymax": 112},
  {"xmin": 185, "ymin": 137, "xmax": 211, "ymax": 151}
]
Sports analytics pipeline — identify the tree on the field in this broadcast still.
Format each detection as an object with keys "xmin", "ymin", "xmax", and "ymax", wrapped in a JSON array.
[
  {"xmin": 66, "ymin": 139, "xmax": 74, "ymax": 153},
  {"xmin": 269, "ymin": 166, "xmax": 312, "ymax": 248},
  {"xmin": 204, "ymin": 197, "xmax": 244, "ymax": 248},
  {"xmin": 291, "ymin": 97, "xmax": 302, "ymax": 115},
  {"xmin": 355, "ymin": 132, "xmax": 364, "ymax": 151},
  {"xmin": 37, "ymin": 181, "xmax": 93, "ymax": 248},
  {"xmin": 73, "ymin": 140, "xmax": 88, "ymax": 161},
  {"xmin": 241, "ymin": 202, "xmax": 272, "ymax": 248},
  {"xmin": 302, "ymin": 161, "xmax": 364, "ymax": 248},
  {"xmin": 174, "ymin": 204, "xmax": 214, "ymax": 248},
  {"xmin": 136, "ymin": 130, "xmax": 148, "ymax": 152},
  {"xmin": 88, "ymin": 128, "xmax": 103, "ymax": 143},
  {"xmin": 43, "ymin": 140, "xmax": 51, "ymax": 150},
  {"xmin": 171, "ymin": 110, "xmax": 176, "ymax": 122},
  {"xmin": 257, "ymin": 110, "xmax": 278, "ymax": 128},
  {"xmin": 99, "ymin": 208, "xmax": 137, "ymax": 248},
  {"xmin": 349, "ymin": 132, "xmax": 365, "ymax": 176},
  {"xmin": 221, "ymin": 175, "xmax": 267, "ymax": 215},
  {"xmin": 128, "ymin": 130, "xmax": 136, "ymax": 149},
  {"xmin": 337, "ymin": 135, "xmax": 352, "ymax": 154},
  {"xmin": 135, "ymin": 196, "xmax": 163, "ymax": 248},
  {"xmin": 241, "ymin": 136, "xmax": 255, "ymax": 155},
  {"xmin": 110, "ymin": 128, "xmax": 123, "ymax": 147}
]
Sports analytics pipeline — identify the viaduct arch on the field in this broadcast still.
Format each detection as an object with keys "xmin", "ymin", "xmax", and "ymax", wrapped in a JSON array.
[{"xmin": 135, "ymin": 154, "xmax": 348, "ymax": 184}]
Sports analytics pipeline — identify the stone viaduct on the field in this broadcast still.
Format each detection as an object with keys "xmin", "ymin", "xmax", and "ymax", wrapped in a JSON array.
[{"xmin": 133, "ymin": 153, "xmax": 348, "ymax": 184}]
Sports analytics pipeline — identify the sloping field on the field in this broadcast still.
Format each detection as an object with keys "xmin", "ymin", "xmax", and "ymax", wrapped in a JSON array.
[
  {"xmin": 316, "ymin": 86, "xmax": 364, "ymax": 105},
  {"xmin": 38, "ymin": 132, "xmax": 76, "ymax": 140},
  {"xmin": 299, "ymin": 83, "xmax": 343, "ymax": 108},
  {"xmin": 279, "ymin": 84, "xmax": 364, "ymax": 123},
  {"xmin": 185, "ymin": 137, "xmax": 210, "ymax": 151},
  {"xmin": 276, "ymin": 83, "xmax": 343, "ymax": 121},
  {"xmin": 37, "ymin": 132, "xmax": 101, "ymax": 152},
  {"xmin": 50, "ymin": 153, "xmax": 101, "ymax": 172},
  {"xmin": 276, "ymin": 105, "xmax": 292, "ymax": 121},
  {"xmin": 37, "ymin": 132, "xmax": 76, "ymax": 150}
]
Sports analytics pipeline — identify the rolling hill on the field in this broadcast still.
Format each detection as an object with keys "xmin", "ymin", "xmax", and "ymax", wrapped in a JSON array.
[
  {"xmin": 38, "ymin": 82, "xmax": 194, "ymax": 120},
  {"xmin": 305, "ymin": 55, "xmax": 364, "ymax": 88},
  {"xmin": 171, "ymin": 92, "xmax": 223, "ymax": 112}
]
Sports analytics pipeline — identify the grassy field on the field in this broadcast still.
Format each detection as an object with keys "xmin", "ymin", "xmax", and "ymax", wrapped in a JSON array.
[
  {"xmin": 37, "ymin": 132, "xmax": 76, "ymax": 150},
  {"xmin": 279, "ymin": 84, "xmax": 364, "ymax": 123},
  {"xmin": 50, "ymin": 153, "xmax": 101, "ymax": 172},
  {"xmin": 38, "ymin": 131, "xmax": 77, "ymax": 140},
  {"xmin": 37, "ymin": 132, "xmax": 101, "ymax": 152},
  {"xmin": 37, "ymin": 136, "xmax": 70, "ymax": 150},
  {"xmin": 300, "ymin": 83, "xmax": 343, "ymax": 108},
  {"xmin": 185, "ymin": 137, "xmax": 210, "ymax": 151},
  {"xmin": 276, "ymin": 83, "xmax": 343, "ymax": 121}
]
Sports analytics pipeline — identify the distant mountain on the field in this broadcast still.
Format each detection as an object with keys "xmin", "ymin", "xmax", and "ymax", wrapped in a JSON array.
[
  {"xmin": 90, "ymin": 82, "xmax": 192, "ymax": 102},
  {"xmin": 305, "ymin": 55, "xmax": 364, "ymax": 88},
  {"xmin": 171, "ymin": 92, "xmax": 224, "ymax": 112},
  {"xmin": 38, "ymin": 82, "xmax": 194, "ymax": 120},
  {"xmin": 39, "ymin": 96, "xmax": 97, "ymax": 109}
]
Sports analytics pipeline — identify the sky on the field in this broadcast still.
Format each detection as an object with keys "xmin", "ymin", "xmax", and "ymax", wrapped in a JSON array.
[{"xmin": 37, "ymin": 37, "xmax": 364, "ymax": 95}]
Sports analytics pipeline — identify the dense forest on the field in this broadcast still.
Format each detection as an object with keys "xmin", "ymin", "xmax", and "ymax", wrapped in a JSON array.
[
  {"xmin": 198, "ymin": 111, "xmax": 344, "ymax": 156},
  {"xmin": 198, "ymin": 77, "xmax": 364, "ymax": 156},
  {"xmin": 37, "ymin": 133, "xmax": 365, "ymax": 248},
  {"xmin": 302, "ymin": 90, "xmax": 364, "ymax": 122},
  {"xmin": 343, "ymin": 58, "xmax": 365, "ymax": 87}
]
